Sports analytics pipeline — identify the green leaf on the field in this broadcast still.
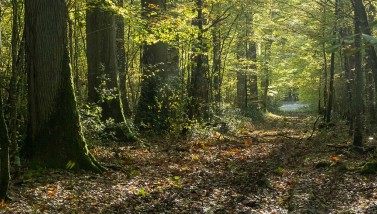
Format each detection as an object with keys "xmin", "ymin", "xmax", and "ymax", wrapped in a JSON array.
[
  {"xmin": 325, "ymin": 44, "xmax": 340, "ymax": 53},
  {"xmin": 362, "ymin": 34, "xmax": 377, "ymax": 44},
  {"xmin": 369, "ymin": 20, "xmax": 377, "ymax": 29}
]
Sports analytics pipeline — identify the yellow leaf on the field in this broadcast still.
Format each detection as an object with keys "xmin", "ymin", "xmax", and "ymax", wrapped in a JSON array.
[{"xmin": 148, "ymin": 3, "xmax": 158, "ymax": 9}]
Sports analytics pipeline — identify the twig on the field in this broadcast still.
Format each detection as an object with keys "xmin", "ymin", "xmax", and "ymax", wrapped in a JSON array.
[{"xmin": 307, "ymin": 116, "xmax": 320, "ymax": 140}]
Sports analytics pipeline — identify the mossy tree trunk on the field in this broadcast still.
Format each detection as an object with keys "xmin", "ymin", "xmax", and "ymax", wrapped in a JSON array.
[{"xmin": 25, "ymin": 0, "xmax": 102, "ymax": 172}]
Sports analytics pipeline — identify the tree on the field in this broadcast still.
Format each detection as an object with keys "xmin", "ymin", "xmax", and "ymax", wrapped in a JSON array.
[
  {"xmin": 135, "ymin": 0, "xmax": 180, "ymax": 132},
  {"xmin": 86, "ymin": 0, "xmax": 125, "ymax": 122},
  {"xmin": 86, "ymin": 0, "xmax": 135, "ymax": 140},
  {"xmin": 24, "ymin": 0, "xmax": 102, "ymax": 172},
  {"xmin": 188, "ymin": 0, "xmax": 209, "ymax": 121},
  {"xmin": 115, "ymin": 0, "xmax": 132, "ymax": 117},
  {"xmin": 0, "ymin": 1, "xmax": 10, "ymax": 200},
  {"xmin": 325, "ymin": 0, "xmax": 339, "ymax": 123},
  {"xmin": 352, "ymin": 0, "xmax": 364, "ymax": 146}
]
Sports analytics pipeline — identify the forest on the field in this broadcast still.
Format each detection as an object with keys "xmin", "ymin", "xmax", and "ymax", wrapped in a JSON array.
[{"xmin": 1, "ymin": 0, "xmax": 377, "ymax": 213}]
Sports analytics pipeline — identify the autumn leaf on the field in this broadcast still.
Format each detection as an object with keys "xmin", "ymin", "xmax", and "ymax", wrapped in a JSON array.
[
  {"xmin": 330, "ymin": 155, "xmax": 340, "ymax": 162},
  {"xmin": 48, "ymin": 187, "xmax": 57, "ymax": 197}
]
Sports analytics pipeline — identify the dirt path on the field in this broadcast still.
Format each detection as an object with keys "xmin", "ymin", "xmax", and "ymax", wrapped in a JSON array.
[{"xmin": 4, "ymin": 113, "xmax": 377, "ymax": 213}]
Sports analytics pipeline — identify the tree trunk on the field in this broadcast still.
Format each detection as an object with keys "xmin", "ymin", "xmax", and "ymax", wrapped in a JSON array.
[
  {"xmin": 86, "ymin": 0, "xmax": 125, "ymax": 123},
  {"xmin": 353, "ymin": 0, "xmax": 377, "ymax": 105},
  {"xmin": 0, "ymin": 90, "xmax": 10, "ymax": 201},
  {"xmin": 352, "ymin": 0, "xmax": 364, "ymax": 146},
  {"xmin": 323, "ymin": 45, "xmax": 328, "ymax": 118},
  {"xmin": 326, "ymin": 0, "xmax": 339, "ymax": 123},
  {"xmin": 212, "ymin": 27, "xmax": 221, "ymax": 113},
  {"xmin": 262, "ymin": 41, "xmax": 272, "ymax": 112},
  {"xmin": 115, "ymin": 0, "xmax": 132, "ymax": 117},
  {"xmin": 135, "ymin": 0, "xmax": 179, "ymax": 132},
  {"xmin": 188, "ymin": 0, "xmax": 209, "ymax": 121},
  {"xmin": 0, "ymin": 2, "xmax": 10, "ymax": 201},
  {"xmin": 8, "ymin": 0, "xmax": 21, "ymax": 177},
  {"xmin": 237, "ymin": 72, "xmax": 247, "ymax": 110},
  {"xmin": 25, "ymin": 0, "xmax": 102, "ymax": 172}
]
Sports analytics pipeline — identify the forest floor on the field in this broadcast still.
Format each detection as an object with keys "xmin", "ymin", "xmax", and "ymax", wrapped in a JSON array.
[{"xmin": 3, "ymin": 111, "xmax": 377, "ymax": 213}]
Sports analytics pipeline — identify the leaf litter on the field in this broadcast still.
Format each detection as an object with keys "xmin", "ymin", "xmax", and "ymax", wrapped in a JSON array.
[{"xmin": 2, "ymin": 112, "xmax": 377, "ymax": 213}]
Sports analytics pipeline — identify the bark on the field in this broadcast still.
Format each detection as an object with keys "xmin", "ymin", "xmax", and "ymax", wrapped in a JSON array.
[{"xmin": 25, "ymin": 0, "xmax": 102, "ymax": 172}]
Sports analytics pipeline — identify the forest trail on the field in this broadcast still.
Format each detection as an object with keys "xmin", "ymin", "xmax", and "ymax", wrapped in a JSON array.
[{"xmin": 4, "ymin": 112, "xmax": 377, "ymax": 213}]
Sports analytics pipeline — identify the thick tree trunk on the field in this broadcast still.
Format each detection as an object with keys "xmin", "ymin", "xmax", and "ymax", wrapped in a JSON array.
[{"xmin": 25, "ymin": 0, "xmax": 102, "ymax": 172}]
